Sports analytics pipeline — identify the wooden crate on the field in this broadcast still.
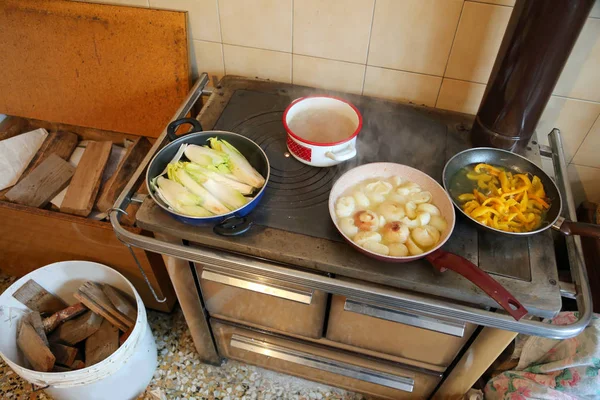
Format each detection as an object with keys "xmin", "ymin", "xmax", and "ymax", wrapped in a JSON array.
[{"xmin": 0, "ymin": 117, "xmax": 176, "ymax": 312}]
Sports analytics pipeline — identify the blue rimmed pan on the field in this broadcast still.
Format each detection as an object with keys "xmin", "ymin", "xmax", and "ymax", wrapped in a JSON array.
[{"xmin": 146, "ymin": 118, "xmax": 270, "ymax": 235}]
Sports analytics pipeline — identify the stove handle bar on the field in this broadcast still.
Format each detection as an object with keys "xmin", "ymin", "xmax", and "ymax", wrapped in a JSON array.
[
  {"xmin": 229, "ymin": 334, "xmax": 416, "ymax": 393},
  {"xmin": 343, "ymin": 299, "xmax": 466, "ymax": 338},
  {"xmin": 548, "ymin": 128, "xmax": 593, "ymax": 328},
  {"xmin": 201, "ymin": 269, "xmax": 314, "ymax": 305},
  {"xmin": 109, "ymin": 74, "xmax": 209, "ymax": 302}
]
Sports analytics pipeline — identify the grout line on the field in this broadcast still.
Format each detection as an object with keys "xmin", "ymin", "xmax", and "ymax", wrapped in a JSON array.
[
  {"xmin": 468, "ymin": 0, "xmax": 514, "ymax": 9},
  {"xmin": 549, "ymin": 93, "xmax": 600, "ymax": 104},
  {"xmin": 571, "ymin": 163, "xmax": 600, "ymax": 170},
  {"xmin": 215, "ymin": 0, "xmax": 226, "ymax": 76},
  {"xmin": 361, "ymin": 0, "xmax": 377, "ymax": 95},
  {"xmin": 291, "ymin": 0, "xmax": 294, "ymax": 84},
  {"xmin": 569, "ymin": 112, "xmax": 600, "ymax": 164},
  {"xmin": 435, "ymin": 0, "xmax": 466, "ymax": 107}
]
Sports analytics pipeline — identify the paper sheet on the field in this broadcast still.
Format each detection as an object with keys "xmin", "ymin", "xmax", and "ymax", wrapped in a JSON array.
[{"xmin": 0, "ymin": 128, "xmax": 48, "ymax": 190}]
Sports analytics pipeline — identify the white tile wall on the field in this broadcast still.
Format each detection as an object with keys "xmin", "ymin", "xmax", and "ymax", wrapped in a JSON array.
[
  {"xmin": 292, "ymin": 55, "xmax": 365, "ymax": 95},
  {"xmin": 75, "ymin": 0, "xmax": 600, "ymax": 205}
]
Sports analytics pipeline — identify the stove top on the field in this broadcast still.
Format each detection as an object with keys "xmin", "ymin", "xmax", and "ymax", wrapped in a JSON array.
[
  {"xmin": 137, "ymin": 76, "xmax": 562, "ymax": 318},
  {"xmin": 212, "ymin": 89, "xmax": 447, "ymax": 242}
]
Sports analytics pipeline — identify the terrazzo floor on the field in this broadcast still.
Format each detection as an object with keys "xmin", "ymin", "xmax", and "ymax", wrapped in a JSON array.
[{"xmin": 0, "ymin": 272, "xmax": 365, "ymax": 400}]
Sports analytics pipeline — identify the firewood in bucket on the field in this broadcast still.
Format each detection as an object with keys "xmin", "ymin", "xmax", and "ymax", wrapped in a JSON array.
[
  {"xmin": 17, "ymin": 319, "xmax": 55, "ymax": 372},
  {"xmin": 12, "ymin": 279, "xmax": 67, "ymax": 315},
  {"xmin": 49, "ymin": 311, "xmax": 103, "ymax": 346},
  {"xmin": 85, "ymin": 319, "xmax": 119, "ymax": 366},
  {"xmin": 42, "ymin": 303, "xmax": 87, "ymax": 334},
  {"xmin": 74, "ymin": 282, "xmax": 134, "ymax": 331}
]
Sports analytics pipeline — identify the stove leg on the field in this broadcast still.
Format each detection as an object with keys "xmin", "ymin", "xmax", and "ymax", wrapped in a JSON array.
[
  {"xmin": 154, "ymin": 233, "xmax": 221, "ymax": 365},
  {"xmin": 432, "ymin": 327, "xmax": 517, "ymax": 399}
]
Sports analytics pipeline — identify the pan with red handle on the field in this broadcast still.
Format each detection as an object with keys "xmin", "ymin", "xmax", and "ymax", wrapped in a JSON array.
[
  {"xmin": 442, "ymin": 148, "xmax": 600, "ymax": 239},
  {"xmin": 328, "ymin": 162, "xmax": 528, "ymax": 321}
]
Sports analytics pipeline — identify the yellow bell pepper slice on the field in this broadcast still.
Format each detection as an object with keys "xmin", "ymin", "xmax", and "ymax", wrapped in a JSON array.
[{"xmin": 458, "ymin": 193, "xmax": 476, "ymax": 202}]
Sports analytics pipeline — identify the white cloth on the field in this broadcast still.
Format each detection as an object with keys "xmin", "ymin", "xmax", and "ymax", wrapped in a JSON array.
[{"xmin": 0, "ymin": 128, "xmax": 48, "ymax": 190}]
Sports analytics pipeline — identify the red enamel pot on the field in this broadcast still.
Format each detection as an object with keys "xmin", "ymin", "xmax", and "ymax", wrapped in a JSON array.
[{"xmin": 328, "ymin": 162, "xmax": 528, "ymax": 321}]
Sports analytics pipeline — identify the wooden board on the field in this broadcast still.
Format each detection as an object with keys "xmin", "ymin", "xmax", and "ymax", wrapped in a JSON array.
[
  {"xmin": 61, "ymin": 141, "xmax": 112, "ymax": 216},
  {"xmin": 17, "ymin": 320, "xmax": 55, "ymax": 372},
  {"xmin": 0, "ymin": 0, "xmax": 189, "ymax": 138},
  {"xmin": 102, "ymin": 285, "xmax": 137, "ymax": 322},
  {"xmin": 6, "ymin": 154, "xmax": 75, "ymax": 207},
  {"xmin": 0, "ymin": 201, "xmax": 176, "ymax": 312},
  {"xmin": 95, "ymin": 136, "xmax": 151, "ymax": 212},
  {"xmin": 26, "ymin": 131, "xmax": 78, "ymax": 170},
  {"xmin": 85, "ymin": 319, "xmax": 119, "ymax": 366},
  {"xmin": 74, "ymin": 282, "xmax": 133, "ymax": 331},
  {"xmin": 12, "ymin": 279, "xmax": 67, "ymax": 314},
  {"xmin": 43, "ymin": 303, "xmax": 87, "ymax": 333}
]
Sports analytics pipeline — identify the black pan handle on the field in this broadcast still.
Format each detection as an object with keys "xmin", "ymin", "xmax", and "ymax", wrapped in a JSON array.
[
  {"xmin": 558, "ymin": 219, "xmax": 600, "ymax": 239},
  {"xmin": 213, "ymin": 216, "xmax": 253, "ymax": 236},
  {"xmin": 167, "ymin": 118, "xmax": 203, "ymax": 142}
]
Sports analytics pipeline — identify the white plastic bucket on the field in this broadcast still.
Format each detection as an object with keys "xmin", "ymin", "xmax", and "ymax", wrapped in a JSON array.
[{"xmin": 0, "ymin": 261, "xmax": 157, "ymax": 400}]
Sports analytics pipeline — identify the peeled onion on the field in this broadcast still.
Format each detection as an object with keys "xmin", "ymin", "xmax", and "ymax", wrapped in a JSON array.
[
  {"xmin": 417, "ymin": 203, "xmax": 440, "ymax": 216},
  {"xmin": 339, "ymin": 217, "xmax": 358, "ymax": 237},
  {"xmin": 389, "ymin": 243, "xmax": 409, "ymax": 257},
  {"xmin": 404, "ymin": 201, "xmax": 417, "ymax": 219},
  {"xmin": 378, "ymin": 202, "xmax": 405, "ymax": 221},
  {"xmin": 363, "ymin": 241, "xmax": 390, "ymax": 255},
  {"xmin": 406, "ymin": 238, "xmax": 424, "ymax": 255},
  {"xmin": 354, "ymin": 231, "xmax": 382, "ymax": 245},
  {"xmin": 396, "ymin": 182, "xmax": 421, "ymax": 196},
  {"xmin": 416, "ymin": 212, "xmax": 431, "ymax": 226},
  {"xmin": 409, "ymin": 191, "xmax": 432, "ymax": 204},
  {"xmin": 335, "ymin": 196, "xmax": 355, "ymax": 218},
  {"xmin": 382, "ymin": 221, "xmax": 410, "ymax": 244},
  {"xmin": 391, "ymin": 176, "xmax": 403, "ymax": 187},
  {"xmin": 354, "ymin": 210, "xmax": 380, "ymax": 231},
  {"xmin": 353, "ymin": 191, "xmax": 370, "ymax": 208},
  {"xmin": 365, "ymin": 180, "xmax": 393, "ymax": 203},
  {"xmin": 411, "ymin": 227, "xmax": 436, "ymax": 248},
  {"xmin": 429, "ymin": 215, "xmax": 448, "ymax": 233}
]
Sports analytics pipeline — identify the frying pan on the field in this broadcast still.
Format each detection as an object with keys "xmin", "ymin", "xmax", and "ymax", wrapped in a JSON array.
[
  {"xmin": 328, "ymin": 163, "xmax": 528, "ymax": 321},
  {"xmin": 443, "ymin": 148, "xmax": 600, "ymax": 239}
]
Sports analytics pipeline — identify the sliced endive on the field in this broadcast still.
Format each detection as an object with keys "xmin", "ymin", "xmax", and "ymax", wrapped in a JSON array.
[
  {"xmin": 168, "ymin": 163, "xmax": 231, "ymax": 214},
  {"xmin": 209, "ymin": 138, "xmax": 265, "ymax": 188},
  {"xmin": 184, "ymin": 144, "xmax": 228, "ymax": 167},
  {"xmin": 185, "ymin": 168, "xmax": 248, "ymax": 210},
  {"xmin": 155, "ymin": 177, "xmax": 212, "ymax": 217},
  {"xmin": 184, "ymin": 162, "xmax": 254, "ymax": 195}
]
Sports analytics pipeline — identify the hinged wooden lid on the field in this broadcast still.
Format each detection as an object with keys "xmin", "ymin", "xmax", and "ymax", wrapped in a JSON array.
[{"xmin": 0, "ymin": 0, "xmax": 190, "ymax": 138}]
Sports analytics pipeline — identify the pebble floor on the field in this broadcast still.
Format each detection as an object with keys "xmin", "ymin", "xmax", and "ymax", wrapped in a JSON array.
[{"xmin": 0, "ymin": 272, "xmax": 366, "ymax": 400}]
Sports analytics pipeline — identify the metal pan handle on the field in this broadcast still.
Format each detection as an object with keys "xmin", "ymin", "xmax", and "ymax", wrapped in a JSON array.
[
  {"xmin": 426, "ymin": 249, "xmax": 528, "ymax": 321},
  {"xmin": 554, "ymin": 216, "xmax": 600, "ymax": 239},
  {"xmin": 167, "ymin": 117, "xmax": 203, "ymax": 142}
]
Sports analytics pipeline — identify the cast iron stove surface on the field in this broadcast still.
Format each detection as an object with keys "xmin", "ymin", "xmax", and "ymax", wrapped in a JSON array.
[{"xmin": 213, "ymin": 89, "xmax": 446, "ymax": 241}]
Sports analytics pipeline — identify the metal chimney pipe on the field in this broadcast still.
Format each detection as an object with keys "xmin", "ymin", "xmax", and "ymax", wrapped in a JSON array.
[{"xmin": 471, "ymin": 0, "xmax": 595, "ymax": 151}]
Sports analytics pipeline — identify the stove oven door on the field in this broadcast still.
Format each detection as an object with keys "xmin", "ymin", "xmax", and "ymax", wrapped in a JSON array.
[
  {"xmin": 211, "ymin": 319, "xmax": 442, "ymax": 399},
  {"xmin": 195, "ymin": 264, "xmax": 328, "ymax": 339},
  {"xmin": 326, "ymin": 295, "xmax": 477, "ymax": 369}
]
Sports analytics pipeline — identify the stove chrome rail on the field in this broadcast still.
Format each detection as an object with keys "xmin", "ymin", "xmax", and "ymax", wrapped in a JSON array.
[{"xmin": 110, "ymin": 77, "xmax": 593, "ymax": 339}]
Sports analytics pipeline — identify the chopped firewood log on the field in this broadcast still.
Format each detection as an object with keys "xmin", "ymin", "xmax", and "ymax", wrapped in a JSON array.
[
  {"xmin": 74, "ymin": 282, "xmax": 133, "ymax": 331},
  {"xmin": 20, "ymin": 312, "xmax": 48, "ymax": 346},
  {"xmin": 17, "ymin": 319, "xmax": 55, "ymax": 372},
  {"xmin": 85, "ymin": 319, "xmax": 119, "ymax": 366},
  {"xmin": 102, "ymin": 285, "xmax": 137, "ymax": 322},
  {"xmin": 49, "ymin": 311, "xmax": 103, "ymax": 346},
  {"xmin": 52, "ymin": 365, "xmax": 72, "ymax": 373},
  {"xmin": 12, "ymin": 279, "xmax": 67, "ymax": 314},
  {"xmin": 49, "ymin": 343, "xmax": 78, "ymax": 366},
  {"xmin": 70, "ymin": 360, "xmax": 85, "ymax": 370},
  {"xmin": 120, "ymin": 328, "xmax": 133, "ymax": 346},
  {"xmin": 42, "ymin": 303, "xmax": 87, "ymax": 333}
]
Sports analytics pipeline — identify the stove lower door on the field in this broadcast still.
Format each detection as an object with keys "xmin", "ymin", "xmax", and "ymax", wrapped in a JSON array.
[
  {"xmin": 326, "ymin": 295, "xmax": 477, "ymax": 369},
  {"xmin": 196, "ymin": 264, "xmax": 328, "ymax": 338},
  {"xmin": 211, "ymin": 319, "xmax": 442, "ymax": 400}
]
